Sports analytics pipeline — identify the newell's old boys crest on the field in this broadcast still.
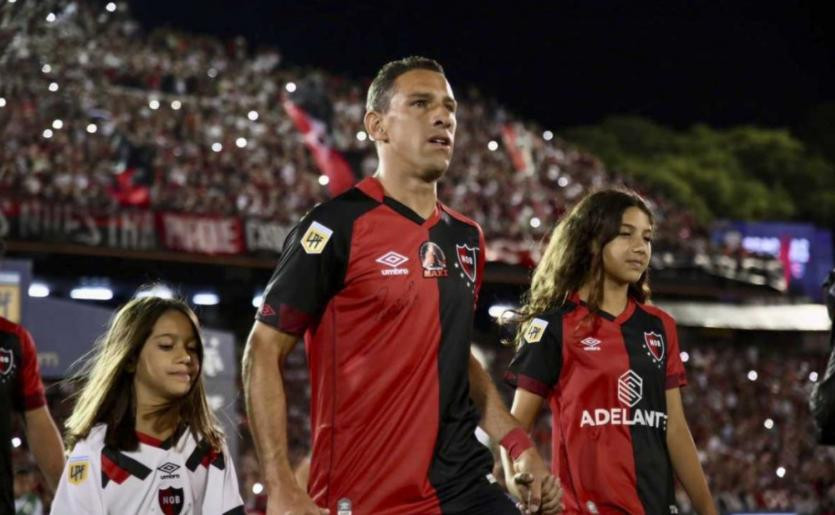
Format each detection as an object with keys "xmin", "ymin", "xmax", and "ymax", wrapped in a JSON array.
[
  {"xmin": 455, "ymin": 244, "xmax": 478, "ymax": 282},
  {"xmin": 158, "ymin": 486, "xmax": 185, "ymax": 515},
  {"xmin": 643, "ymin": 331, "xmax": 665, "ymax": 362},
  {"xmin": 0, "ymin": 348, "xmax": 14, "ymax": 376}
]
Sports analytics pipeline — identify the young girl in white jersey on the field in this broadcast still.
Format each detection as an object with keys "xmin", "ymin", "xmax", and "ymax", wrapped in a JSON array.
[{"xmin": 51, "ymin": 297, "xmax": 244, "ymax": 514}]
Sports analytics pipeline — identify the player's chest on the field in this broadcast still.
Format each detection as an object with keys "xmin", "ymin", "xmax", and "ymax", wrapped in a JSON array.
[{"xmin": 340, "ymin": 223, "xmax": 480, "ymax": 314}]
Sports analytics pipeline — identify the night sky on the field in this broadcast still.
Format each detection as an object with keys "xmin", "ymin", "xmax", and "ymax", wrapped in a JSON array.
[{"xmin": 129, "ymin": 0, "xmax": 834, "ymax": 131}]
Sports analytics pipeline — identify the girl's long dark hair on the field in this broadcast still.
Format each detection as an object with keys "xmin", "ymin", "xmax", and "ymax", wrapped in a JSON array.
[{"xmin": 513, "ymin": 188, "xmax": 654, "ymax": 348}]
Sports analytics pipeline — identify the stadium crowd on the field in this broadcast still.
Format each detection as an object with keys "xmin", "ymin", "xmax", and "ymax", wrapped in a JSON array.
[{"xmin": 0, "ymin": 0, "xmax": 713, "ymax": 264}]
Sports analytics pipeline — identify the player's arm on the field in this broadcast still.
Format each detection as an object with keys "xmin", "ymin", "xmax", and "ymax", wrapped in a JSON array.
[
  {"xmin": 468, "ymin": 353, "xmax": 560, "ymax": 514},
  {"xmin": 242, "ymin": 321, "xmax": 327, "ymax": 515},
  {"xmin": 24, "ymin": 405, "xmax": 64, "ymax": 492},
  {"xmin": 666, "ymin": 387, "xmax": 717, "ymax": 515},
  {"xmin": 468, "ymin": 352, "xmax": 524, "ymax": 443},
  {"xmin": 15, "ymin": 326, "xmax": 64, "ymax": 492}
]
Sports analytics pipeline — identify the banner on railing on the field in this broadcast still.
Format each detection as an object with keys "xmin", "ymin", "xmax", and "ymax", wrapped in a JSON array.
[{"xmin": 0, "ymin": 199, "xmax": 294, "ymax": 257}]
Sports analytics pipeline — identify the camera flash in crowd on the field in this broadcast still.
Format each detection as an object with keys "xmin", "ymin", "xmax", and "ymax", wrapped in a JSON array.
[{"xmin": 248, "ymin": 110, "xmax": 259, "ymax": 121}]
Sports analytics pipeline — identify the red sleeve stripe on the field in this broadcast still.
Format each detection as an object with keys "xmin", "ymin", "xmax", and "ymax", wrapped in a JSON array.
[
  {"xmin": 255, "ymin": 303, "xmax": 313, "ymax": 336},
  {"xmin": 22, "ymin": 392, "xmax": 46, "ymax": 411},
  {"xmin": 17, "ymin": 327, "xmax": 48, "ymax": 401},
  {"xmin": 504, "ymin": 372, "xmax": 552, "ymax": 398},
  {"xmin": 665, "ymin": 372, "xmax": 687, "ymax": 389}
]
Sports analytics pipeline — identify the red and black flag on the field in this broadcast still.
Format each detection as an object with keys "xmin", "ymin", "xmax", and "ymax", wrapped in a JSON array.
[
  {"xmin": 109, "ymin": 134, "xmax": 155, "ymax": 207},
  {"xmin": 282, "ymin": 78, "xmax": 358, "ymax": 197}
]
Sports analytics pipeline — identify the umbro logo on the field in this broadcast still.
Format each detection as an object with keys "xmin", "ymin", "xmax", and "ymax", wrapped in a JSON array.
[
  {"xmin": 157, "ymin": 462, "xmax": 181, "ymax": 479},
  {"xmin": 158, "ymin": 463, "xmax": 180, "ymax": 474},
  {"xmin": 376, "ymin": 251, "xmax": 409, "ymax": 276},
  {"xmin": 581, "ymin": 337, "xmax": 601, "ymax": 351}
]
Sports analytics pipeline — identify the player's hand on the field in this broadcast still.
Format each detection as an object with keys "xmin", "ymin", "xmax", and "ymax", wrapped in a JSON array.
[
  {"xmin": 266, "ymin": 485, "xmax": 329, "ymax": 515},
  {"xmin": 538, "ymin": 474, "xmax": 564, "ymax": 514},
  {"xmin": 508, "ymin": 447, "xmax": 563, "ymax": 514}
]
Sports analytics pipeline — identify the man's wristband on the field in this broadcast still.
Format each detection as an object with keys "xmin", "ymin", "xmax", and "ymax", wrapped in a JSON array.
[{"xmin": 500, "ymin": 427, "xmax": 533, "ymax": 461}]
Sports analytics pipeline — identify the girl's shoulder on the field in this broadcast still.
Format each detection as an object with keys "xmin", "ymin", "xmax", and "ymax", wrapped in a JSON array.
[
  {"xmin": 633, "ymin": 299, "xmax": 676, "ymax": 325},
  {"xmin": 67, "ymin": 424, "xmax": 107, "ymax": 458}
]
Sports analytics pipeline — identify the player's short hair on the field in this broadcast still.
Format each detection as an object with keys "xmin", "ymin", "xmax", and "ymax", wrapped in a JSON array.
[{"xmin": 366, "ymin": 56, "xmax": 445, "ymax": 113}]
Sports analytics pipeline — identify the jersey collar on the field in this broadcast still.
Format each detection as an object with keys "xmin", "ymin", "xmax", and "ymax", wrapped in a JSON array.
[
  {"xmin": 569, "ymin": 291, "xmax": 636, "ymax": 325},
  {"xmin": 356, "ymin": 177, "xmax": 442, "ymax": 226}
]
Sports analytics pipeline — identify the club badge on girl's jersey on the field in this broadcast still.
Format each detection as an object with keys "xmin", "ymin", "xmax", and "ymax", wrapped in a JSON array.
[
  {"xmin": 524, "ymin": 318, "xmax": 549, "ymax": 344},
  {"xmin": 643, "ymin": 331, "xmax": 665, "ymax": 363}
]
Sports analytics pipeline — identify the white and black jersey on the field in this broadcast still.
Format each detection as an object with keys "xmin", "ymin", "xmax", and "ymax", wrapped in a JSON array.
[{"xmin": 51, "ymin": 424, "xmax": 244, "ymax": 514}]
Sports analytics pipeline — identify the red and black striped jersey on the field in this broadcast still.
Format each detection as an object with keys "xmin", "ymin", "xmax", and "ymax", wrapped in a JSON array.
[
  {"xmin": 0, "ymin": 317, "xmax": 47, "ymax": 512},
  {"xmin": 257, "ymin": 177, "xmax": 494, "ymax": 515},
  {"xmin": 51, "ymin": 424, "xmax": 244, "ymax": 514},
  {"xmin": 506, "ymin": 294, "xmax": 687, "ymax": 515}
]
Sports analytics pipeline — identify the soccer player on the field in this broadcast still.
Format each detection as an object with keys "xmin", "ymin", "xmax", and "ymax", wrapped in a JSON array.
[
  {"xmin": 0, "ymin": 239, "xmax": 64, "ymax": 513},
  {"xmin": 244, "ymin": 56, "xmax": 559, "ymax": 515},
  {"xmin": 504, "ymin": 189, "xmax": 716, "ymax": 514},
  {"xmin": 51, "ymin": 297, "xmax": 244, "ymax": 514}
]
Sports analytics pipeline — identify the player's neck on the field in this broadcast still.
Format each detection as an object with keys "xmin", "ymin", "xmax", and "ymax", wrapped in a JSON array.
[{"xmin": 374, "ymin": 166, "xmax": 438, "ymax": 220}]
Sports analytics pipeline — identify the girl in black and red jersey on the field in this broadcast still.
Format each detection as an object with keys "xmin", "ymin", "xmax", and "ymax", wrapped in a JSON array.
[
  {"xmin": 51, "ymin": 296, "xmax": 244, "ymax": 514},
  {"xmin": 504, "ymin": 188, "xmax": 716, "ymax": 515}
]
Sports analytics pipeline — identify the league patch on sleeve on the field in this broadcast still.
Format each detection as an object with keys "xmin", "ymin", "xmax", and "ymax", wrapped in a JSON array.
[
  {"xmin": 68, "ymin": 456, "xmax": 89, "ymax": 486},
  {"xmin": 524, "ymin": 318, "xmax": 549, "ymax": 344},
  {"xmin": 300, "ymin": 221, "xmax": 333, "ymax": 254}
]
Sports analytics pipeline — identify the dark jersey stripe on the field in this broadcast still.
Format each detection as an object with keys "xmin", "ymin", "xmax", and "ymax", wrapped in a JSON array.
[
  {"xmin": 427, "ymin": 214, "xmax": 494, "ymax": 512},
  {"xmin": 101, "ymin": 447, "xmax": 152, "ymax": 487},
  {"xmin": 621, "ymin": 306, "xmax": 676, "ymax": 514}
]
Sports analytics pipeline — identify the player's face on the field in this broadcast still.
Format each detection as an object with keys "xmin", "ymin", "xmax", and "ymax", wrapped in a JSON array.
[
  {"xmin": 601, "ymin": 207, "xmax": 653, "ymax": 286},
  {"xmin": 133, "ymin": 310, "xmax": 200, "ymax": 405},
  {"xmin": 380, "ymin": 69, "xmax": 457, "ymax": 182}
]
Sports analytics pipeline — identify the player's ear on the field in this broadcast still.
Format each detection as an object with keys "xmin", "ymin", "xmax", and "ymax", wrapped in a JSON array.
[{"xmin": 365, "ymin": 110, "xmax": 387, "ymax": 143}]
